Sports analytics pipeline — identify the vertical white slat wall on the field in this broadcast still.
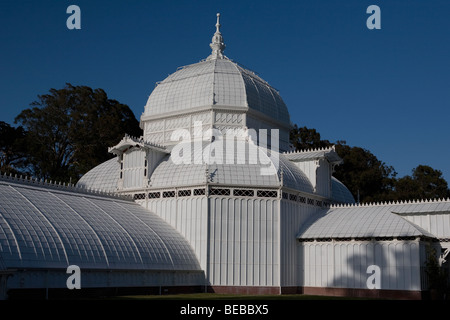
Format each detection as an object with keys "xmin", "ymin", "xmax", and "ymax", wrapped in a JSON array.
[
  {"xmin": 147, "ymin": 197, "xmax": 209, "ymax": 270},
  {"xmin": 147, "ymin": 149, "xmax": 167, "ymax": 176},
  {"xmin": 292, "ymin": 160, "xmax": 331, "ymax": 199},
  {"xmin": 208, "ymin": 197, "xmax": 279, "ymax": 287},
  {"xmin": 123, "ymin": 149, "xmax": 146, "ymax": 189},
  {"xmin": 279, "ymin": 200, "xmax": 320, "ymax": 287},
  {"xmin": 403, "ymin": 213, "xmax": 450, "ymax": 239},
  {"xmin": 315, "ymin": 159, "xmax": 331, "ymax": 198},
  {"xmin": 299, "ymin": 240, "xmax": 423, "ymax": 291}
]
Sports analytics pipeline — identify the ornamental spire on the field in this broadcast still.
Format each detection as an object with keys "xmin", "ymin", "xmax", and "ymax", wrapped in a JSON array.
[{"xmin": 207, "ymin": 13, "xmax": 226, "ymax": 60}]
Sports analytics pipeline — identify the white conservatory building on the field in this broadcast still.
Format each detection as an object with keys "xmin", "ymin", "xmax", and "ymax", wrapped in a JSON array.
[{"xmin": 1, "ymin": 14, "xmax": 450, "ymax": 300}]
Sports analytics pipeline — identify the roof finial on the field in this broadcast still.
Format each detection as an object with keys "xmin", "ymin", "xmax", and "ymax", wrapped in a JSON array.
[
  {"xmin": 207, "ymin": 13, "xmax": 226, "ymax": 60},
  {"xmin": 216, "ymin": 12, "xmax": 221, "ymax": 32}
]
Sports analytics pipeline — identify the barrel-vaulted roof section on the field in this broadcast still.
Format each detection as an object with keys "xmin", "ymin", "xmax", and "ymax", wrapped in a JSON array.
[
  {"xmin": 0, "ymin": 179, "xmax": 201, "ymax": 271},
  {"xmin": 297, "ymin": 201, "xmax": 444, "ymax": 240}
]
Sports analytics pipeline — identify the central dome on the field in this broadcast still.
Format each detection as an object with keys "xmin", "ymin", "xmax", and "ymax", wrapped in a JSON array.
[
  {"xmin": 143, "ymin": 58, "xmax": 290, "ymax": 124},
  {"xmin": 140, "ymin": 13, "xmax": 292, "ymax": 152},
  {"xmin": 142, "ymin": 13, "xmax": 290, "ymax": 125}
]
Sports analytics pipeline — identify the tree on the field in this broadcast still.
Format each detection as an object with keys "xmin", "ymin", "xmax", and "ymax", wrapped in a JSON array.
[
  {"xmin": 394, "ymin": 165, "xmax": 450, "ymax": 201},
  {"xmin": 289, "ymin": 124, "xmax": 332, "ymax": 150},
  {"xmin": 0, "ymin": 121, "xmax": 28, "ymax": 175},
  {"xmin": 425, "ymin": 245, "xmax": 449, "ymax": 299},
  {"xmin": 15, "ymin": 83, "xmax": 142, "ymax": 183},
  {"xmin": 333, "ymin": 143, "xmax": 397, "ymax": 203}
]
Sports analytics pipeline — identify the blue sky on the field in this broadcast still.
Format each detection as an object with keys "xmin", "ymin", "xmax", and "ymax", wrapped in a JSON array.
[{"xmin": 1, "ymin": 0, "xmax": 450, "ymax": 182}]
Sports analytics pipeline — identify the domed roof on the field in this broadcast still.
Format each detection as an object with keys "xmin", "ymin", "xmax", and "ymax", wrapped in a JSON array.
[
  {"xmin": 77, "ymin": 157, "xmax": 119, "ymax": 193},
  {"xmin": 331, "ymin": 176, "xmax": 355, "ymax": 204},
  {"xmin": 149, "ymin": 141, "xmax": 313, "ymax": 193},
  {"xmin": 144, "ymin": 59, "xmax": 290, "ymax": 124},
  {"xmin": 143, "ymin": 14, "xmax": 290, "ymax": 125}
]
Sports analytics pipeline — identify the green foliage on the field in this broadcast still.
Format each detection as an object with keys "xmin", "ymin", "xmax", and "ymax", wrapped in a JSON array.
[
  {"xmin": 333, "ymin": 143, "xmax": 397, "ymax": 203},
  {"xmin": 14, "ymin": 83, "xmax": 142, "ymax": 183},
  {"xmin": 289, "ymin": 124, "xmax": 332, "ymax": 150},
  {"xmin": 425, "ymin": 245, "xmax": 449, "ymax": 299},
  {"xmin": 394, "ymin": 165, "xmax": 450, "ymax": 201},
  {"xmin": 0, "ymin": 121, "xmax": 28, "ymax": 175}
]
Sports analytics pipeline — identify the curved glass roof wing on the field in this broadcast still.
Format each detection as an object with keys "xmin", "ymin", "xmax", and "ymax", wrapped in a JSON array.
[{"xmin": 0, "ymin": 180, "xmax": 201, "ymax": 271}]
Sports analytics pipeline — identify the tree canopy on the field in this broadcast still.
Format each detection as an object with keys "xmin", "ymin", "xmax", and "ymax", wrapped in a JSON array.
[
  {"xmin": 289, "ymin": 124, "xmax": 332, "ymax": 150},
  {"xmin": 13, "ymin": 83, "xmax": 142, "ymax": 183},
  {"xmin": 0, "ymin": 121, "xmax": 28, "ymax": 175},
  {"xmin": 333, "ymin": 143, "xmax": 397, "ymax": 203},
  {"xmin": 394, "ymin": 165, "xmax": 450, "ymax": 201}
]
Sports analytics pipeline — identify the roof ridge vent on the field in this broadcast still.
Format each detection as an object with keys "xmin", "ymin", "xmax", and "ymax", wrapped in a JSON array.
[
  {"xmin": 283, "ymin": 145, "xmax": 335, "ymax": 155},
  {"xmin": 334, "ymin": 197, "xmax": 450, "ymax": 209}
]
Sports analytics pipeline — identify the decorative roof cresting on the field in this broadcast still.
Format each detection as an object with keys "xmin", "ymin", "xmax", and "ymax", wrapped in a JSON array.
[{"xmin": 207, "ymin": 13, "xmax": 226, "ymax": 60}]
